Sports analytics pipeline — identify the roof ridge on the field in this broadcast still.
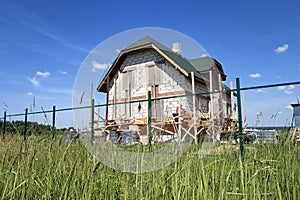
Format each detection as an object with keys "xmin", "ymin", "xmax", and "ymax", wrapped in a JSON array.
[
  {"xmin": 123, "ymin": 35, "xmax": 171, "ymax": 52},
  {"xmin": 123, "ymin": 36, "xmax": 208, "ymax": 81}
]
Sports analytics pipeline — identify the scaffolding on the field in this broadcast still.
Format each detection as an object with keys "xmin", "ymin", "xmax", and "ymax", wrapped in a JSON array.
[{"xmin": 93, "ymin": 78, "xmax": 238, "ymax": 145}]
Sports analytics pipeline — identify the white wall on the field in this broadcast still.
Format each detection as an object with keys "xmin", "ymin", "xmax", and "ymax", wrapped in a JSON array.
[{"xmin": 106, "ymin": 49, "xmax": 230, "ymax": 122}]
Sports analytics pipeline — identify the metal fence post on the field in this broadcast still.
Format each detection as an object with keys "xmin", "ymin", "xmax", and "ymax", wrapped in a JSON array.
[
  {"xmin": 52, "ymin": 105, "xmax": 56, "ymax": 139},
  {"xmin": 236, "ymin": 78, "xmax": 244, "ymax": 159},
  {"xmin": 24, "ymin": 108, "xmax": 28, "ymax": 141},
  {"xmin": 2, "ymin": 111, "xmax": 6, "ymax": 139},
  {"xmin": 90, "ymin": 99, "xmax": 95, "ymax": 144}
]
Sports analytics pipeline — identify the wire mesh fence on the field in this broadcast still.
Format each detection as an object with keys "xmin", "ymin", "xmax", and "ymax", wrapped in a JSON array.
[{"xmin": 1, "ymin": 78, "xmax": 300, "ymax": 150}]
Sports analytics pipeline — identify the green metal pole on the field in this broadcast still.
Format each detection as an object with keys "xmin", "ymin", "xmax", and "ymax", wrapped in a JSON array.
[
  {"xmin": 91, "ymin": 99, "xmax": 95, "ymax": 144},
  {"xmin": 2, "ymin": 111, "xmax": 6, "ymax": 139},
  {"xmin": 52, "ymin": 105, "xmax": 56, "ymax": 140},
  {"xmin": 147, "ymin": 90, "xmax": 152, "ymax": 148},
  {"xmin": 236, "ymin": 78, "xmax": 244, "ymax": 159},
  {"xmin": 24, "ymin": 108, "xmax": 28, "ymax": 141}
]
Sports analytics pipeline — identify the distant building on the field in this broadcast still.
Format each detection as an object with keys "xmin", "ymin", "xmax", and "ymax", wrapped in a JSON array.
[{"xmin": 291, "ymin": 104, "xmax": 300, "ymax": 127}]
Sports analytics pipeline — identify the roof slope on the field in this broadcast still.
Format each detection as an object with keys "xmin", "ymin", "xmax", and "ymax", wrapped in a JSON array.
[
  {"xmin": 188, "ymin": 57, "xmax": 214, "ymax": 71},
  {"xmin": 123, "ymin": 36, "xmax": 170, "ymax": 52},
  {"xmin": 189, "ymin": 56, "xmax": 226, "ymax": 80}
]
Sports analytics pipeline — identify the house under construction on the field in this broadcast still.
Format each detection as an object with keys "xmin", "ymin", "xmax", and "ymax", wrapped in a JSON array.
[
  {"xmin": 96, "ymin": 36, "xmax": 237, "ymax": 143},
  {"xmin": 288, "ymin": 103, "xmax": 300, "ymax": 143}
]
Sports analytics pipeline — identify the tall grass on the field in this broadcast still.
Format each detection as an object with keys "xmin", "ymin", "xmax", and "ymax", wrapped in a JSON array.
[{"xmin": 0, "ymin": 134, "xmax": 299, "ymax": 199}]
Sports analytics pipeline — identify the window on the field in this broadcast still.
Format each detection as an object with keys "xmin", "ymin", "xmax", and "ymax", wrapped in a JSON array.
[
  {"xmin": 148, "ymin": 65, "xmax": 161, "ymax": 85},
  {"xmin": 148, "ymin": 65, "xmax": 163, "ymax": 120},
  {"xmin": 121, "ymin": 70, "xmax": 135, "ymax": 118},
  {"xmin": 198, "ymin": 96, "xmax": 209, "ymax": 113},
  {"xmin": 122, "ymin": 71, "xmax": 128, "ymax": 90},
  {"xmin": 122, "ymin": 70, "xmax": 135, "ymax": 90},
  {"xmin": 150, "ymin": 85, "xmax": 163, "ymax": 120},
  {"xmin": 226, "ymin": 103, "xmax": 231, "ymax": 116}
]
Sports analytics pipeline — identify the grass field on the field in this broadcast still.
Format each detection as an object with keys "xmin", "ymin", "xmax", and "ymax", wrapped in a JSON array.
[{"xmin": 0, "ymin": 133, "xmax": 299, "ymax": 200}]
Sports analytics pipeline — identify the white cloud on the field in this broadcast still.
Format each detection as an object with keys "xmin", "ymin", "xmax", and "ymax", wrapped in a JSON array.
[
  {"xmin": 92, "ymin": 61, "xmax": 109, "ymax": 71},
  {"xmin": 274, "ymin": 75, "xmax": 281, "ymax": 79},
  {"xmin": 286, "ymin": 105, "xmax": 293, "ymax": 111},
  {"xmin": 278, "ymin": 85, "xmax": 295, "ymax": 94},
  {"xmin": 27, "ymin": 92, "xmax": 34, "ymax": 96},
  {"xmin": 59, "ymin": 70, "xmax": 67, "ymax": 75},
  {"xmin": 274, "ymin": 44, "xmax": 289, "ymax": 53},
  {"xmin": 0, "ymin": 1, "xmax": 90, "ymax": 54},
  {"xmin": 284, "ymin": 90, "xmax": 293, "ymax": 95},
  {"xmin": 115, "ymin": 49, "xmax": 121, "ymax": 53},
  {"xmin": 36, "ymin": 71, "xmax": 50, "ymax": 78},
  {"xmin": 200, "ymin": 54, "xmax": 208, "ymax": 58},
  {"xmin": 27, "ymin": 77, "xmax": 40, "ymax": 87},
  {"xmin": 257, "ymin": 89, "xmax": 266, "ymax": 94},
  {"xmin": 249, "ymin": 73, "xmax": 261, "ymax": 78},
  {"xmin": 277, "ymin": 86, "xmax": 285, "ymax": 91},
  {"xmin": 33, "ymin": 25, "xmax": 90, "ymax": 53},
  {"xmin": 288, "ymin": 85, "xmax": 295, "ymax": 90}
]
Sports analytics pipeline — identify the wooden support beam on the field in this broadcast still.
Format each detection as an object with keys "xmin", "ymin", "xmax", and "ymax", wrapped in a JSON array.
[
  {"xmin": 230, "ymin": 81, "xmax": 235, "ymax": 120},
  {"xmin": 105, "ymin": 76, "xmax": 110, "ymax": 125},
  {"xmin": 151, "ymin": 125, "xmax": 175, "ymax": 135},
  {"xmin": 113, "ymin": 77, "xmax": 116, "ymax": 119},
  {"xmin": 191, "ymin": 72, "xmax": 197, "ymax": 143},
  {"xmin": 178, "ymin": 97, "xmax": 182, "ymax": 142},
  {"xmin": 218, "ymin": 73, "xmax": 223, "ymax": 126},
  {"xmin": 181, "ymin": 126, "xmax": 196, "ymax": 141},
  {"xmin": 209, "ymin": 70, "xmax": 215, "ymax": 136}
]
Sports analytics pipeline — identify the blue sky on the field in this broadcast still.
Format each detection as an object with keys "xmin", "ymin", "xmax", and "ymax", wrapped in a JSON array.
[{"xmin": 1, "ymin": 0, "xmax": 300, "ymax": 128}]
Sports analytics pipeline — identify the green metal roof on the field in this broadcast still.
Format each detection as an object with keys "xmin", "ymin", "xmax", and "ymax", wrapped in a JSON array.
[
  {"xmin": 98, "ymin": 36, "xmax": 226, "ymax": 92},
  {"xmin": 123, "ymin": 36, "xmax": 208, "ymax": 81},
  {"xmin": 123, "ymin": 36, "xmax": 170, "ymax": 52},
  {"xmin": 188, "ymin": 57, "xmax": 214, "ymax": 72},
  {"xmin": 189, "ymin": 56, "xmax": 226, "ymax": 80}
]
